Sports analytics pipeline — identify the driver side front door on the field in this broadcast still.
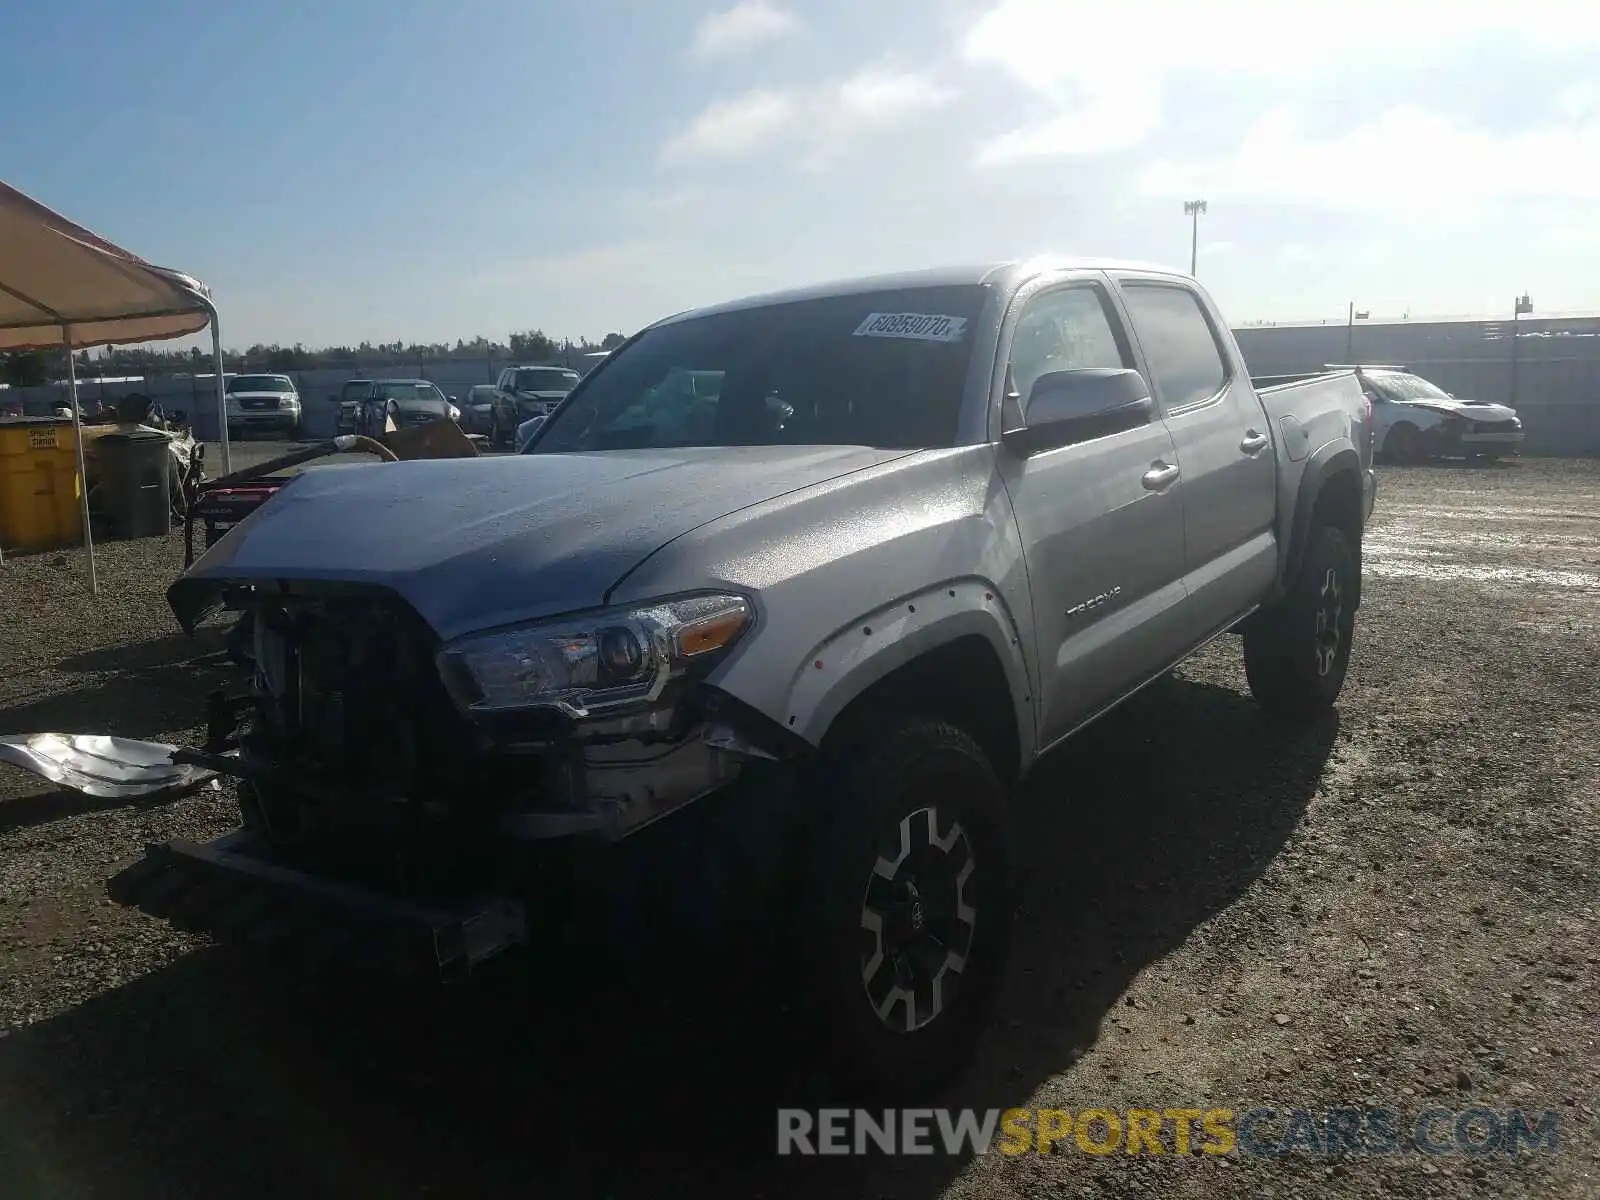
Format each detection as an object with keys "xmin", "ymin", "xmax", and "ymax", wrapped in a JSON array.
[{"xmin": 996, "ymin": 278, "xmax": 1192, "ymax": 753}]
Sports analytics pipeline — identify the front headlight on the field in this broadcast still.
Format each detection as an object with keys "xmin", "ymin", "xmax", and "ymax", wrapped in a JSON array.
[
  {"xmin": 447, "ymin": 405, "xmax": 461, "ymax": 421},
  {"xmin": 437, "ymin": 593, "xmax": 753, "ymax": 718}
]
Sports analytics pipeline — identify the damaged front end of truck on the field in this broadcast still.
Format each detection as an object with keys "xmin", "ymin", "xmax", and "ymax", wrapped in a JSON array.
[{"xmin": 74, "ymin": 574, "xmax": 805, "ymax": 979}]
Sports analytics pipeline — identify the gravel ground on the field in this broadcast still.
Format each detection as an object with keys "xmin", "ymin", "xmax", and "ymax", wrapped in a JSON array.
[{"xmin": 1, "ymin": 457, "xmax": 1597, "ymax": 1199}]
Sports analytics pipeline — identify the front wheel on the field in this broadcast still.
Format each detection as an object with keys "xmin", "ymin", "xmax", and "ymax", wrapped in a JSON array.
[
  {"xmin": 797, "ymin": 716, "xmax": 1013, "ymax": 1094},
  {"xmin": 1385, "ymin": 422, "xmax": 1427, "ymax": 464},
  {"xmin": 1244, "ymin": 524, "xmax": 1357, "ymax": 720}
]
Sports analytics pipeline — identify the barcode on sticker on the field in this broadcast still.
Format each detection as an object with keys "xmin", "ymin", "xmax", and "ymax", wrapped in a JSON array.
[{"xmin": 852, "ymin": 313, "xmax": 968, "ymax": 343}]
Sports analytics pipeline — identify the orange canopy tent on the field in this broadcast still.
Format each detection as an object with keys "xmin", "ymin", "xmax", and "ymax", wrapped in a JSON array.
[{"xmin": 0, "ymin": 179, "xmax": 233, "ymax": 592}]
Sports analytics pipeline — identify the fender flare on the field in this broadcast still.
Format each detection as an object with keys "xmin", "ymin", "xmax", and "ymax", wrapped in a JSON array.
[
  {"xmin": 781, "ymin": 578, "xmax": 1036, "ymax": 776},
  {"xmin": 1279, "ymin": 442, "xmax": 1364, "ymax": 606}
]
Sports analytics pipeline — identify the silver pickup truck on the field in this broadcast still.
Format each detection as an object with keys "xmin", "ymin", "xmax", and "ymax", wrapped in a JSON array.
[{"xmin": 32, "ymin": 258, "xmax": 1378, "ymax": 1091}]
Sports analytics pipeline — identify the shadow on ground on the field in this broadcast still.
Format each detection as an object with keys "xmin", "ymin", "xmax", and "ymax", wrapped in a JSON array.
[
  {"xmin": 0, "ymin": 674, "xmax": 1338, "ymax": 1200},
  {"xmin": 0, "ymin": 626, "xmax": 233, "ymax": 740}
]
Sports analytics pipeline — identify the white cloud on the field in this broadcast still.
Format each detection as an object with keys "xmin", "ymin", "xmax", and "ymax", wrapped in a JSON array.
[
  {"xmin": 660, "ymin": 90, "xmax": 799, "ymax": 162},
  {"xmin": 1275, "ymin": 242, "xmax": 1324, "ymax": 270},
  {"xmin": 976, "ymin": 98, "xmax": 1159, "ymax": 162},
  {"xmin": 831, "ymin": 67, "xmax": 955, "ymax": 131},
  {"xmin": 961, "ymin": 0, "xmax": 1600, "ymax": 160},
  {"xmin": 689, "ymin": 1, "xmax": 799, "ymax": 59},
  {"xmin": 1555, "ymin": 82, "xmax": 1597, "ymax": 121},
  {"xmin": 1138, "ymin": 104, "xmax": 1600, "ymax": 214},
  {"xmin": 1201, "ymin": 240, "xmax": 1234, "ymax": 257},
  {"xmin": 661, "ymin": 68, "xmax": 954, "ymax": 166}
]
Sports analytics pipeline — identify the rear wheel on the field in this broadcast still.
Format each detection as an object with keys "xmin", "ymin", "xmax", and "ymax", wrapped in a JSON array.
[
  {"xmin": 796, "ymin": 715, "xmax": 1013, "ymax": 1094},
  {"xmin": 1244, "ymin": 525, "xmax": 1357, "ymax": 720}
]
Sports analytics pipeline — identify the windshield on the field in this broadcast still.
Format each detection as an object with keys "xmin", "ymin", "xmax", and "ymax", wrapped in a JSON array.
[
  {"xmin": 227, "ymin": 375, "xmax": 293, "ymax": 394},
  {"xmin": 514, "ymin": 368, "xmax": 579, "ymax": 393},
  {"xmin": 1371, "ymin": 373, "xmax": 1452, "ymax": 402},
  {"xmin": 373, "ymin": 382, "xmax": 447, "ymax": 409},
  {"xmin": 528, "ymin": 285, "xmax": 987, "ymax": 453}
]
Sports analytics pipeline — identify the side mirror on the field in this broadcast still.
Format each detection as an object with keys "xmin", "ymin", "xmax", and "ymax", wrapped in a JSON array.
[
  {"xmin": 447, "ymin": 394, "xmax": 458, "ymax": 403},
  {"xmin": 1002, "ymin": 368, "xmax": 1153, "ymax": 456}
]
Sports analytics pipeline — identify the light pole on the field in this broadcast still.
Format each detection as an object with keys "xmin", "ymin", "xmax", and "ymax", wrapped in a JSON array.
[
  {"xmin": 1183, "ymin": 200, "xmax": 1207, "ymax": 275},
  {"xmin": 1344, "ymin": 302, "xmax": 1369, "ymax": 361},
  {"xmin": 1511, "ymin": 293, "xmax": 1532, "ymax": 407}
]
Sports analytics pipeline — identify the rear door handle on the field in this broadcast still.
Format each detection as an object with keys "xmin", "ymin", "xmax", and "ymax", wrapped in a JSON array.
[
  {"xmin": 1240, "ymin": 429, "xmax": 1270, "ymax": 455},
  {"xmin": 1142, "ymin": 461, "xmax": 1180, "ymax": 491}
]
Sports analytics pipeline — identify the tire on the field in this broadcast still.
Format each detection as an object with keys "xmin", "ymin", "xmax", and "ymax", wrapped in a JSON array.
[
  {"xmin": 1385, "ymin": 422, "xmax": 1427, "ymax": 464},
  {"xmin": 795, "ymin": 715, "xmax": 1014, "ymax": 1094},
  {"xmin": 1244, "ymin": 524, "xmax": 1357, "ymax": 721}
]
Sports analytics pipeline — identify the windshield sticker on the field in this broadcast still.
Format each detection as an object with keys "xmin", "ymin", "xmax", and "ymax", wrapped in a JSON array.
[{"xmin": 852, "ymin": 312, "xmax": 969, "ymax": 343}]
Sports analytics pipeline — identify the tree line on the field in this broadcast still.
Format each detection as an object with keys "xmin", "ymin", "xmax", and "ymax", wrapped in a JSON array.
[{"xmin": 2, "ymin": 328, "xmax": 630, "ymax": 386}]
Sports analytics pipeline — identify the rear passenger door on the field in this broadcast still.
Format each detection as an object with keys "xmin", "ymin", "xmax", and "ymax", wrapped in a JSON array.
[
  {"xmin": 998, "ymin": 277, "xmax": 1192, "ymax": 751},
  {"xmin": 1113, "ymin": 277, "xmax": 1279, "ymax": 644}
]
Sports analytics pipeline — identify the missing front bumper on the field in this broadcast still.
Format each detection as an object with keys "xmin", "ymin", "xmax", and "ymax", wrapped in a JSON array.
[{"xmin": 108, "ymin": 829, "xmax": 528, "ymax": 979}]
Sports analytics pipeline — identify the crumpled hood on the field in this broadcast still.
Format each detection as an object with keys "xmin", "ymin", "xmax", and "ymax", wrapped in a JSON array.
[
  {"xmin": 1406, "ymin": 397, "xmax": 1517, "ymax": 421},
  {"xmin": 169, "ymin": 445, "xmax": 908, "ymax": 641}
]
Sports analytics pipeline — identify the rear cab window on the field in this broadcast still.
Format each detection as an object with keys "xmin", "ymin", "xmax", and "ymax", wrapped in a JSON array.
[{"xmin": 1118, "ymin": 284, "xmax": 1230, "ymax": 411}]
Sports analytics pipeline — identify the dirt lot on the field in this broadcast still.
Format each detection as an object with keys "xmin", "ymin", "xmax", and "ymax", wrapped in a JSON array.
[{"xmin": 1, "ymin": 458, "xmax": 1596, "ymax": 1199}]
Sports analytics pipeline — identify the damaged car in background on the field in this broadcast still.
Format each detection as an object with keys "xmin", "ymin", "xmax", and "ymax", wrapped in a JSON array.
[
  {"xmin": 1259, "ymin": 363, "xmax": 1524, "ymax": 463},
  {"xmin": 0, "ymin": 258, "xmax": 1376, "ymax": 1092}
]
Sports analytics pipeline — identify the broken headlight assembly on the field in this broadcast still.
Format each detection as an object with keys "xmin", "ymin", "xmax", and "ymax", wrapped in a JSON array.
[{"xmin": 436, "ymin": 593, "xmax": 753, "ymax": 719}]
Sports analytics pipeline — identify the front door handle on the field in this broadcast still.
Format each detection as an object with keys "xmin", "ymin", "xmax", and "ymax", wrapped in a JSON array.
[
  {"xmin": 1240, "ymin": 429, "xmax": 1270, "ymax": 455},
  {"xmin": 1142, "ymin": 461, "xmax": 1180, "ymax": 491}
]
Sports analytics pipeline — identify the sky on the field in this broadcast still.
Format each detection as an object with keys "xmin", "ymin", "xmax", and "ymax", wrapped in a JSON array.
[{"xmin": 3, "ymin": 0, "xmax": 1599, "ymax": 349}]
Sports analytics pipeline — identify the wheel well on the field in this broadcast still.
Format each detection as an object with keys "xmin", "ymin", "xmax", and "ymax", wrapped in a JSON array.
[
  {"xmin": 826, "ymin": 635, "xmax": 1022, "ymax": 786},
  {"xmin": 1312, "ymin": 467, "xmax": 1363, "ymax": 541},
  {"xmin": 1311, "ymin": 467, "xmax": 1364, "ymax": 607}
]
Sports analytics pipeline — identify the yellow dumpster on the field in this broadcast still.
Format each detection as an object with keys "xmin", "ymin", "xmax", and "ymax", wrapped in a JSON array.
[{"xmin": 0, "ymin": 418, "xmax": 84, "ymax": 553}]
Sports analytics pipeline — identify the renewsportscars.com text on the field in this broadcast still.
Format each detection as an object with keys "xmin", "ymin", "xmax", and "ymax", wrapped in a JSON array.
[{"xmin": 777, "ymin": 1106, "xmax": 1561, "ymax": 1158}]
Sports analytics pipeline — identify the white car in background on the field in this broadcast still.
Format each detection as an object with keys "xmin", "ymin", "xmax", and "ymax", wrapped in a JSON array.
[
  {"xmin": 225, "ymin": 373, "xmax": 303, "ymax": 440},
  {"xmin": 1358, "ymin": 367, "xmax": 1524, "ymax": 463}
]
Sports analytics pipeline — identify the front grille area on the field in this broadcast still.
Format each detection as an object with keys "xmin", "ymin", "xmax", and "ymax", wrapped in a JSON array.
[
  {"xmin": 245, "ymin": 595, "xmax": 467, "ymax": 795},
  {"xmin": 1473, "ymin": 419, "xmax": 1520, "ymax": 434}
]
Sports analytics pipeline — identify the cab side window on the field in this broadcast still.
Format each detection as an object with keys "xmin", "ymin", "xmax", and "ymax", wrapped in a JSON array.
[
  {"xmin": 1008, "ymin": 285, "xmax": 1131, "ymax": 403},
  {"xmin": 1118, "ymin": 284, "xmax": 1229, "ymax": 411}
]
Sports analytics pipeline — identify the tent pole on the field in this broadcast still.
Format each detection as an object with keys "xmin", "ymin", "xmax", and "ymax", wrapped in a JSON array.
[
  {"xmin": 209, "ymin": 310, "xmax": 230, "ymax": 476},
  {"xmin": 63, "ymin": 326, "xmax": 99, "ymax": 597}
]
